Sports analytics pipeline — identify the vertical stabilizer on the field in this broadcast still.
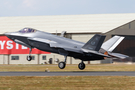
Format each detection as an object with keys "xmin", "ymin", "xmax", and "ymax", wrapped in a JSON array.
[
  {"xmin": 82, "ymin": 34, "xmax": 106, "ymax": 51},
  {"xmin": 101, "ymin": 36, "xmax": 124, "ymax": 52}
]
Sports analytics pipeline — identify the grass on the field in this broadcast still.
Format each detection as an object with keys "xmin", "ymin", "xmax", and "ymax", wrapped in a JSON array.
[
  {"xmin": 0, "ymin": 76, "xmax": 135, "ymax": 90},
  {"xmin": 0, "ymin": 63, "xmax": 135, "ymax": 71},
  {"xmin": 0, "ymin": 64, "xmax": 135, "ymax": 90}
]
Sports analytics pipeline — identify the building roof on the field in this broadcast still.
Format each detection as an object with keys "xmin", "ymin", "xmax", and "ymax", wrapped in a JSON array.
[{"xmin": 0, "ymin": 13, "xmax": 135, "ymax": 34}]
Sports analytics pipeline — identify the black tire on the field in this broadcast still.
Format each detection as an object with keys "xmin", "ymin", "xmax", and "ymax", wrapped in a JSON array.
[
  {"xmin": 27, "ymin": 56, "xmax": 32, "ymax": 61},
  {"xmin": 78, "ymin": 62, "xmax": 85, "ymax": 70},
  {"xmin": 58, "ymin": 62, "xmax": 66, "ymax": 69}
]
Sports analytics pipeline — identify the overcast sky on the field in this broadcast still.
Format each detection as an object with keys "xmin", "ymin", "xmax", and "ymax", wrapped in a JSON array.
[{"xmin": 0, "ymin": 0, "xmax": 135, "ymax": 17}]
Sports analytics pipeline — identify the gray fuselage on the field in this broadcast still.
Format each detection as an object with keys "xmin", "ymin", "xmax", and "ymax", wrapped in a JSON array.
[{"xmin": 5, "ymin": 29, "xmax": 105, "ymax": 61}]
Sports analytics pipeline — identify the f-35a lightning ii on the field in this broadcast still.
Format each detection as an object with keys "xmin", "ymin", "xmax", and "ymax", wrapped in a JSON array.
[{"xmin": 5, "ymin": 28, "xmax": 128, "ymax": 70}]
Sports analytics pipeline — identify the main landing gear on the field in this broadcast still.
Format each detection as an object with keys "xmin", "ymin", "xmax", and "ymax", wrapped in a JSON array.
[
  {"xmin": 58, "ymin": 56, "xmax": 67, "ymax": 69},
  {"xmin": 58, "ymin": 56, "xmax": 86, "ymax": 70},
  {"xmin": 78, "ymin": 61, "xmax": 85, "ymax": 70},
  {"xmin": 27, "ymin": 48, "xmax": 32, "ymax": 61}
]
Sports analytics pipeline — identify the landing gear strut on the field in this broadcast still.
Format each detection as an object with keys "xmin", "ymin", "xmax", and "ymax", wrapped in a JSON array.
[
  {"xmin": 78, "ymin": 61, "xmax": 85, "ymax": 70},
  {"xmin": 27, "ymin": 48, "xmax": 32, "ymax": 61},
  {"xmin": 58, "ymin": 56, "xmax": 67, "ymax": 69}
]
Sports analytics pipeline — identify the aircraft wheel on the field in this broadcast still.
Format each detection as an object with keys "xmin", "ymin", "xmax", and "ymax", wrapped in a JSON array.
[
  {"xmin": 27, "ymin": 56, "xmax": 32, "ymax": 61},
  {"xmin": 58, "ymin": 62, "xmax": 66, "ymax": 69},
  {"xmin": 78, "ymin": 62, "xmax": 85, "ymax": 70}
]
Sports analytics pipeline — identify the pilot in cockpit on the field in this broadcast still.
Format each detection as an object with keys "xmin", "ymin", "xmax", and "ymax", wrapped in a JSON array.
[{"xmin": 19, "ymin": 28, "xmax": 37, "ymax": 33}]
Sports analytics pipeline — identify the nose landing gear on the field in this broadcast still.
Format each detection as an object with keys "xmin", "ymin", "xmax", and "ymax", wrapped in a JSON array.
[
  {"xmin": 27, "ymin": 55, "xmax": 32, "ymax": 61},
  {"xmin": 27, "ymin": 48, "xmax": 32, "ymax": 61}
]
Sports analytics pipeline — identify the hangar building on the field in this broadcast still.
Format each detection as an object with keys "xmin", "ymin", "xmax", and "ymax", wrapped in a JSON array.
[{"xmin": 0, "ymin": 13, "xmax": 135, "ymax": 64}]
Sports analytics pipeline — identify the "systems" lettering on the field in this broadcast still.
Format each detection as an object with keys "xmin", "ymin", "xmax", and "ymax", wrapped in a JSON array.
[{"xmin": 0, "ymin": 40, "xmax": 28, "ymax": 50}]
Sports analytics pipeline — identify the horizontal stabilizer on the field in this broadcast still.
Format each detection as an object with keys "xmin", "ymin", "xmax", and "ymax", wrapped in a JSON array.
[
  {"xmin": 101, "ymin": 36, "xmax": 124, "ymax": 52},
  {"xmin": 82, "ymin": 34, "xmax": 106, "ymax": 51},
  {"xmin": 82, "ymin": 48, "xmax": 110, "ymax": 58},
  {"xmin": 108, "ymin": 52, "xmax": 129, "ymax": 59}
]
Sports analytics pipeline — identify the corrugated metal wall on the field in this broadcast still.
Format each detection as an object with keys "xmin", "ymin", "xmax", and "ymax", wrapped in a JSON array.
[{"xmin": 114, "ymin": 35, "xmax": 135, "ymax": 57}]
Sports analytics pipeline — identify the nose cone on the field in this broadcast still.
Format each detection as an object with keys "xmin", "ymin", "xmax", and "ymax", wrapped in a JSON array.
[
  {"xmin": 4, "ymin": 32, "xmax": 11, "ymax": 37},
  {"xmin": 4, "ymin": 32, "xmax": 11, "ymax": 36},
  {"xmin": 4, "ymin": 32, "xmax": 14, "ymax": 40}
]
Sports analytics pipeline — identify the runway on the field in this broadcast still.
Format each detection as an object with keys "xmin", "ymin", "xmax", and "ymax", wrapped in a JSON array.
[{"xmin": 0, "ymin": 71, "xmax": 135, "ymax": 76}]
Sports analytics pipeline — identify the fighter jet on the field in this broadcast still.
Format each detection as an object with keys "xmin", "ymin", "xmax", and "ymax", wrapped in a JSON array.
[{"xmin": 5, "ymin": 28, "xmax": 128, "ymax": 70}]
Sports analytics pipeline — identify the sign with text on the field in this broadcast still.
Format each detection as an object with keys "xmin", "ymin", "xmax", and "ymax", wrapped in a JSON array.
[{"xmin": 0, "ymin": 36, "xmax": 50, "ymax": 54}]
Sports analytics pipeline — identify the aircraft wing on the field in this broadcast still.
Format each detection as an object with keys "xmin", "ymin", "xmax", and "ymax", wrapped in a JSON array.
[
  {"xmin": 28, "ymin": 37, "xmax": 62, "ymax": 47},
  {"xmin": 28, "ymin": 38, "xmax": 81, "ymax": 52}
]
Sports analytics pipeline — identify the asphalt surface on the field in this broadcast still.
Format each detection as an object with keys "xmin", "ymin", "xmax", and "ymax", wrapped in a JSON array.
[{"xmin": 0, "ymin": 71, "xmax": 135, "ymax": 76}]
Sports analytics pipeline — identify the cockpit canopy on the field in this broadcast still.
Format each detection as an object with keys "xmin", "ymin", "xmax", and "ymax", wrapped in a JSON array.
[{"xmin": 19, "ymin": 28, "xmax": 37, "ymax": 33}]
